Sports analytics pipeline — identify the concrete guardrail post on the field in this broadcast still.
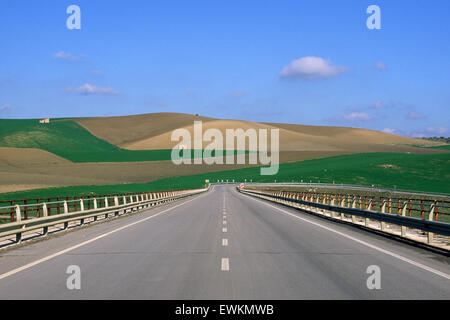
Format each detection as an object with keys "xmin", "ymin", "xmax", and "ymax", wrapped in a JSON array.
[
  {"xmin": 381, "ymin": 200, "xmax": 387, "ymax": 231},
  {"xmin": 114, "ymin": 196, "xmax": 119, "ymax": 216},
  {"xmin": 63, "ymin": 201, "xmax": 69, "ymax": 230},
  {"xmin": 42, "ymin": 203, "xmax": 49, "ymax": 235},
  {"xmin": 351, "ymin": 198, "xmax": 357, "ymax": 223},
  {"xmin": 15, "ymin": 205, "xmax": 22, "ymax": 243},
  {"xmin": 93, "ymin": 198, "xmax": 98, "ymax": 221},
  {"xmin": 365, "ymin": 200, "xmax": 373, "ymax": 227},
  {"xmin": 80, "ymin": 199, "xmax": 85, "ymax": 225},
  {"xmin": 428, "ymin": 204, "xmax": 435, "ymax": 244},
  {"xmin": 105, "ymin": 197, "xmax": 110, "ymax": 218},
  {"xmin": 401, "ymin": 201, "xmax": 408, "ymax": 237}
]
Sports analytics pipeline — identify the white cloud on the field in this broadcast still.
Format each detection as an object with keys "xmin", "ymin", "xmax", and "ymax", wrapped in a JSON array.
[
  {"xmin": 374, "ymin": 62, "xmax": 387, "ymax": 70},
  {"xmin": 67, "ymin": 83, "xmax": 118, "ymax": 95},
  {"xmin": 280, "ymin": 56, "xmax": 348, "ymax": 80},
  {"xmin": 341, "ymin": 112, "xmax": 373, "ymax": 122},
  {"xmin": 53, "ymin": 51, "xmax": 79, "ymax": 61},
  {"xmin": 371, "ymin": 100, "xmax": 384, "ymax": 109},
  {"xmin": 0, "ymin": 104, "xmax": 11, "ymax": 111},
  {"xmin": 383, "ymin": 128, "xmax": 397, "ymax": 134},
  {"xmin": 406, "ymin": 111, "xmax": 426, "ymax": 119},
  {"xmin": 92, "ymin": 70, "xmax": 104, "ymax": 76},
  {"xmin": 426, "ymin": 127, "xmax": 449, "ymax": 135},
  {"xmin": 411, "ymin": 133, "xmax": 427, "ymax": 138}
]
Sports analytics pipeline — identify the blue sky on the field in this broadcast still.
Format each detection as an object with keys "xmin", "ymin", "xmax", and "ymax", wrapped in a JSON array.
[{"xmin": 0, "ymin": 0, "xmax": 449, "ymax": 137}]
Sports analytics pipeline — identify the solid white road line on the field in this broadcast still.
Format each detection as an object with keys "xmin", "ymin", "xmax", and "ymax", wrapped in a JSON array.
[
  {"xmin": 221, "ymin": 258, "xmax": 230, "ymax": 271},
  {"xmin": 243, "ymin": 193, "xmax": 450, "ymax": 280},
  {"xmin": 0, "ymin": 193, "xmax": 207, "ymax": 282},
  {"xmin": 222, "ymin": 238, "xmax": 228, "ymax": 246}
]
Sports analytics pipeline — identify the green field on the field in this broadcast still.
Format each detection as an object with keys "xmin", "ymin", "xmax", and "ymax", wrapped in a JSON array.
[
  {"xmin": 429, "ymin": 145, "xmax": 450, "ymax": 150},
  {"xmin": 0, "ymin": 119, "xmax": 243, "ymax": 162},
  {"xmin": 1, "ymin": 152, "xmax": 449, "ymax": 201}
]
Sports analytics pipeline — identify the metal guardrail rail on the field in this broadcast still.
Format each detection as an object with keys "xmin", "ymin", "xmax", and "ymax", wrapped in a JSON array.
[
  {"xmin": 244, "ymin": 182, "xmax": 450, "ymax": 198},
  {"xmin": 0, "ymin": 187, "xmax": 208, "ymax": 244},
  {"xmin": 239, "ymin": 188, "xmax": 450, "ymax": 246}
]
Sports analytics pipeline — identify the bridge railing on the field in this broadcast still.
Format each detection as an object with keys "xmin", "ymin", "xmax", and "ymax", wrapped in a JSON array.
[
  {"xmin": 239, "ymin": 188, "xmax": 450, "ymax": 247},
  {"xmin": 0, "ymin": 187, "xmax": 208, "ymax": 244}
]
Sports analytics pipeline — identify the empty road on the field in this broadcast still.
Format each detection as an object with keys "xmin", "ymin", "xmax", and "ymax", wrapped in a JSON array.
[{"xmin": 0, "ymin": 185, "xmax": 449, "ymax": 299}]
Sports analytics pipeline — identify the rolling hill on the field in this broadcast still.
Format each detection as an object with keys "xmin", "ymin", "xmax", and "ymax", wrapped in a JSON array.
[{"xmin": 0, "ymin": 112, "xmax": 447, "ymax": 195}]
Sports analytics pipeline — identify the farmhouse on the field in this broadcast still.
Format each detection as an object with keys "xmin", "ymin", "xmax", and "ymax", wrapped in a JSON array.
[{"xmin": 39, "ymin": 118, "xmax": 50, "ymax": 124}]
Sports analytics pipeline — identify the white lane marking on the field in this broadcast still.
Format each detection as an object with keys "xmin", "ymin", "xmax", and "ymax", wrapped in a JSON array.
[
  {"xmin": 223, "ymin": 221, "xmax": 227, "ymax": 225},
  {"xmin": 221, "ymin": 258, "xmax": 230, "ymax": 271},
  {"xmin": 222, "ymin": 238, "xmax": 228, "ymax": 246},
  {"xmin": 222, "ymin": 227, "xmax": 228, "ymax": 233},
  {"xmin": 243, "ymin": 193, "xmax": 450, "ymax": 280},
  {"xmin": 0, "ymin": 193, "xmax": 207, "ymax": 281}
]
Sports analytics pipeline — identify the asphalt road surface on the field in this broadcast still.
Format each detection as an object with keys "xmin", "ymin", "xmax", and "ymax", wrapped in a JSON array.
[{"xmin": 0, "ymin": 185, "xmax": 448, "ymax": 299}]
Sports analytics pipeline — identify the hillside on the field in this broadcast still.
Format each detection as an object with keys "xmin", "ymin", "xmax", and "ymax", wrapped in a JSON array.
[
  {"xmin": 75, "ymin": 113, "xmax": 439, "ymax": 155},
  {"xmin": 0, "ymin": 113, "xmax": 447, "ymax": 195}
]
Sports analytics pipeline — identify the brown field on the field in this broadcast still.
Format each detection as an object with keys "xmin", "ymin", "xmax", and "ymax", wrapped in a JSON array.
[
  {"xmin": 75, "ymin": 113, "xmax": 216, "ymax": 147},
  {"xmin": 75, "ymin": 113, "xmax": 438, "ymax": 154},
  {"xmin": 0, "ymin": 113, "xmax": 445, "ymax": 194},
  {"xmin": 0, "ymin": 147, "xmax": 257, "ymax": 193}
]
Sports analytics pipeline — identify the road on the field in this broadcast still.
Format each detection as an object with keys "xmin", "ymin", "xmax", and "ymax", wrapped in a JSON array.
[{"xmin": 0, "ymin": 185, "xmax": 449, "ymax": 299}]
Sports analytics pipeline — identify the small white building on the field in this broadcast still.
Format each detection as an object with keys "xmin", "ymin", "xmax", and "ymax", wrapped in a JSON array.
[{"xmin": 39, "ymin": 118, "xmax": 50, "ymax": 124}]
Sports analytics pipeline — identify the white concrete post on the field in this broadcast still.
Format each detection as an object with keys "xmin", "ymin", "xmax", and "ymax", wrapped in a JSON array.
[
  {"xmin": 351, "ymin": 198, "xmax": 357, "ymax": 223},
  {"xmin": 365, "ymin": 200, "xmax": 373, "ymax": 227},
  {"xmin": 15, "ymin": 205, "xmax": 22, "ymax": 242},
  {"xmin": 42, "ymin": 203, "xmax": 48, "ymax": 217},
  {"xmin": 401, "ymin": 201, "xmax": 408, "ymax": 237},
  {"xmin": 381, "ymin": 200, "xmax": 387, "ymax": 231},
  {"xmin": 114, "ymin": 196, "xmax": 119, "ymax": 216},
  {"xmin": 42, "ymin": 203, "xmax": 49, "ymax": 235},
  {"xmin": 63, "ymin": 200, "xmax": 69, "ymax": 230},
  {"xmin": 428, "ymin": 204, "xmax": 435, "ymax": 244},
  {"xmin": 15, "ymin": 205, "xmax": 22, "ymax": 222}
]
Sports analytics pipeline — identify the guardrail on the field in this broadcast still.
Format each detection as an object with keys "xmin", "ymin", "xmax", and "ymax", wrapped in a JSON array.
[
  {"xmin": 0, "ymin": 187, "xmax": 208, "ymax": 244},
  {"xmin": 238, "ymin": 188, "xmax": 450, "ymax": 247},
  {"xmin": 0, "ymin": 189, "xmax": 205, "ymax": 222},
  {"xmin": 244, "ymin": 182, "xmax": 450, "ymax": 198}
]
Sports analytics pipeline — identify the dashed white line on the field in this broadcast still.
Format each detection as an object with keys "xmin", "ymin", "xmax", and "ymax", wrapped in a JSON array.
[
  {"xmin": 222, "ymin": 227, "xmax": 227, "ymax": 233},
  {"xmin": 222, "ymin": 238, "xmax": 228, "ymax": 246}
]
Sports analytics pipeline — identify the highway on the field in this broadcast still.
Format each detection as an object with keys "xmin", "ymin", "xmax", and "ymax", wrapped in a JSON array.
[{"xmin": 0, "ymin": 185, "xmax": 449, "ymax": 299}]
